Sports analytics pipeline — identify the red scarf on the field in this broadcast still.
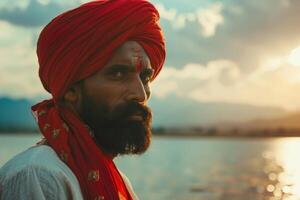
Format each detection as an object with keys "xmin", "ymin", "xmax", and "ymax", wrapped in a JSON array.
[
  {"xmin": 32, "ymin": 0, "xmax": 165, "ymax": 199},
  {"xmin": 32, "ymin": 100, "xmax": 132, "ymax": 199}
]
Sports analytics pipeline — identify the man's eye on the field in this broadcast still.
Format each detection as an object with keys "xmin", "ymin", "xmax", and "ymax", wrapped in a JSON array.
[
  {"xmin": 114, "ymin": 71, "xmax": 123, "ymax": 78},
  {"xmin": 111, "ymin": 71, "xmax": 126, "ymax": 79}
]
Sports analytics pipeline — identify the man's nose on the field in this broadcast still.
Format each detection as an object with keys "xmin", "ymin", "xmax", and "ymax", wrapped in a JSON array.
[{"xmin": 126, "ymin": 75, "xmax": 147, "ymax": 103}]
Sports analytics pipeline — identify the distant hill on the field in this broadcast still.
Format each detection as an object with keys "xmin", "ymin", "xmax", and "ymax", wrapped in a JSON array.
[
  {"xmin": 0, "ymin": 97, "xmax": 37, "ymax": 132},
  {"xmin": 232, "ymin": 112, "xmax": 300, "ymax": 130},
  {"xmin": 0, "ymin": 96, "xmax": 289, "ymax": 132},
  {"xmin": 148, "ymin": 95, "xmax": 287, "ymax": 127}
]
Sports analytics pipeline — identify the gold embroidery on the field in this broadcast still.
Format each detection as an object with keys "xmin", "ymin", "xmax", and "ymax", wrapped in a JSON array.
[
  {"xmin": 38, "ymin": 110, "xmax": 46, "ymax": 116},
  {"xmin": 88, "ymin": 170, "xmax": 100, "ymax": 181},
  {"xmin": 43, "ymin": 124, "xmax": 50, "ymax": 131},
  {"xmin": 94, "ymin": 196, "xmax": 104, "ymax": 200},
  {"xmin": 60, "ymin": 151, "xmax": 68, "ymax": 162},
  {"xmin": 62, "ymin": 123, "xmax": 69, "ymax": 132},
  {"xmin": 52, "ymin": 129, "xmax": 60, "ymax": 139}
]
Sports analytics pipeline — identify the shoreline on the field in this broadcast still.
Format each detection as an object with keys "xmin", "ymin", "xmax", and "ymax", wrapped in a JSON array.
[{"xmin": 1, "ymin": 132, "xmax": 300, "ymax": 139}]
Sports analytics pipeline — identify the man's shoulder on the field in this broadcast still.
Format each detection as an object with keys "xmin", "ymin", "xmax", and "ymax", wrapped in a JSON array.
[
  {"xmin": 0, "ymin": 145, "xmax": 74, "ymax": 182},
  {"xmin": 1, "ymin": 145, "xmax": 58, "ymax": 175},
  {"xmin": 0, "ymin": 145, "xmax": 83, "ymax": 200}
]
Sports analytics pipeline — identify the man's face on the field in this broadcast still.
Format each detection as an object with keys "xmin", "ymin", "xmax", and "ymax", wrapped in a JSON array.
[{"xmin": 79, "ymin": 41, "xmax": 154, "ymax": 156}]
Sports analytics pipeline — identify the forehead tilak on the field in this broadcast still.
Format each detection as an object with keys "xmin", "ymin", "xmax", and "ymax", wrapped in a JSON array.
[{"xmin": 131, "ymin": 46, "xmax": 145, "ymax": 72}]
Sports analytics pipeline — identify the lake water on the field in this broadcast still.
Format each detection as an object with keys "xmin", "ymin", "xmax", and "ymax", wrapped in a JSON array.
[{"xmin": 1, "ymin": 134, "xmax": 300, "ymax": 200}]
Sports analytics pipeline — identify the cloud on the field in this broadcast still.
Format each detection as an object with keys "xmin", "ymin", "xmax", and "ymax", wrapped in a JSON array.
[
  {"xmin": 152, "ymin": 59, "xmax": 300, "ymax": 110},
  {"xmin": 0, "ymin": 0, "xmax": 64, "ymax": 27},
  {"xmin": 152, "ymin": 60, "xmax": 241, "ymax": 98},
  {"xmin": 0, "ymin": 20, "xmax": 46, "ymax": 98},
  {"xmin": 155, "ymin": 2, "xmax": 224, "ymax": 37},
  {"xmin": 196, "ymin": 3, "xmax": 224, "ymax": 37},
  {"xmin": 36, "ymin": 0, "xmax": 51, "ymax": 6},
  {"xmin": 0, "ymin": 0, "xmax": 31, "ymax": 10},
  {"xmin": 157, "ymin": 0, "xmax": 300, "ymax": 71},
  {"xmin": 280, "ymin": 0, "xmax": 291, "ymax": 7}
]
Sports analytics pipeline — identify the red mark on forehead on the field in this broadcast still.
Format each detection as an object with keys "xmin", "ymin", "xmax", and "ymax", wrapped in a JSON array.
[
  {"xmin": 132, "ymin": 47, "xmax": 143, "ymax": 71},
  {"xmin": 131, "ymin": 56, "xmax": 142, "ymax": 71},
  {"xmin": 132, "ymin": 45, "xmax": 142, "ymax": 53}
]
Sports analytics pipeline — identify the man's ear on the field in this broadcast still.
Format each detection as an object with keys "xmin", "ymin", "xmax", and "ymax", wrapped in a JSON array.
[
  {"xmin": 63, "ymin": 83, "xmax": 82, "ymax": 115},
  {"xmin": 63, "ymin": 83, "xmax": 83, "ymax": 112}
]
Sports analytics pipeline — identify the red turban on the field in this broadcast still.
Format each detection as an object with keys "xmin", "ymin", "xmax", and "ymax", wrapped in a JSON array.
[
  {"xmin": 32, "ymin": 0, "xmax": 166, "ymax": 199},
  {"xmin": 37, "ymin": 0, "xmax": 165, "ymax": 100}
]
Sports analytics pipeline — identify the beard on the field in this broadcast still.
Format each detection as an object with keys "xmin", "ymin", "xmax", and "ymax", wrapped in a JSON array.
[{"xmin": 80, "ymin": 92, "xmax": 152, "ymax": 156}]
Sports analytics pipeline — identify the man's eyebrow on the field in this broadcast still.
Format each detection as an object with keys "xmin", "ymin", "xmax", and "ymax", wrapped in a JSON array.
[
  {"xmin": 105, "ymin": 64, "xmax": 135, "ymax": 72},
  {"xmin": 105, "ymin": 64, "xmax": 154, "ymax": 78}
]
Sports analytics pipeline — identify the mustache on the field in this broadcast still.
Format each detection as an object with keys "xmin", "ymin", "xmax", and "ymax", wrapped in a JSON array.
[{"xmin": 109, "ymin": 101, "xmax": 152, "ymax": 122}]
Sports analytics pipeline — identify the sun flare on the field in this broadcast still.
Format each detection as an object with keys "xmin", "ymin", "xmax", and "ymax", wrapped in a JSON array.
[{"xmin": 288, "ymin": 46, "xmax": 300, "ymax": 66}]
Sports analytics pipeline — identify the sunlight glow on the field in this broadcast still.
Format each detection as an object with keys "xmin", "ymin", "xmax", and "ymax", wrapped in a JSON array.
[
  {"xmin": 264, "ymin": 57, "xmax": 284, "ymax": 71},
  {"xmin": 288, "ymin": 46, "xmax": 300, "ymax": 66},
  {"xmin": 274, "ymin": 138, "xmax": 300, "ymax": 198}
]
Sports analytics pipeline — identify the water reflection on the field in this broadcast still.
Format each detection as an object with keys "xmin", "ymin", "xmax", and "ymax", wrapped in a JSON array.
[
  {"xmin": 2, "ymin": 135, "xmax": 300, "ymax": 200},
  {"xmin": 272, "ymin": 137, "xmax": 300, "ymax": 200},
  {"xmin": 185, "ymin": 138, "xmax": 300, "ymax": 200}
]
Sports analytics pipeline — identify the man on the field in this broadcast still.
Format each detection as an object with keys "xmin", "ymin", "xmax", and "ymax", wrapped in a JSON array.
[{"xmin": 0, "ymin": 0, "xmax": 165, "ymax": 199}]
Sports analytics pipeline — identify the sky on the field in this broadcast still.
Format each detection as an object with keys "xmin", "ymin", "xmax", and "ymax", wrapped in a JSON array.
[{"xmin": 1, "ymin": 0, "xmax": 300, "ymax": 111}]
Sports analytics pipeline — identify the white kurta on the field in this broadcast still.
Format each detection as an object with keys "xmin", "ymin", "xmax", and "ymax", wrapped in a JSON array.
[{"xmin": 0, "ymin": 145, "xmax": 138, "ymax": 200}]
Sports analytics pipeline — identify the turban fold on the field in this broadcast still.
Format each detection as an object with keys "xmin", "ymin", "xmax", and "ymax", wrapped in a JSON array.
[{"xmin": 32, "ymin": 0, "xmax": 166, "ymax": 199}]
